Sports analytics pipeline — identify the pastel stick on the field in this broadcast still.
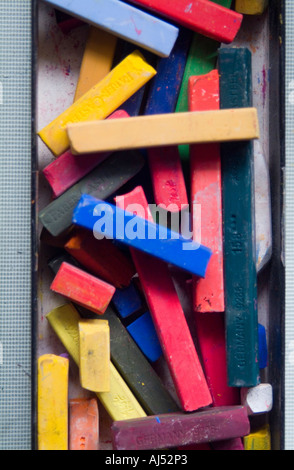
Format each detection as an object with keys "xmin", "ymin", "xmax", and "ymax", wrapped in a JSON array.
[
  {"xmin": 125, "ymin": 0, "xmax": 242, "ymax": 43},
  {"xmin": 39, "ymin": 150, "xmax": 145, "ymax": 237},
  {"xmin": 38, "ymin": 50, "xmax": 156, "ymax": 156},
  {"xmin": 112, "ymin": 281, "xmax": 143, "ymax": 319},
  {"xmin": 175, "ymin": 0, "xmax": 233, "ymax": 164},
  {"xmin": 46, "ymin": 304, "xmax": 147, "ymax": 421},
  {"xmin": 47, "ymin": 255, "xmax": 178, "ymax": 414},
  {"xmin": 258, "ymin": 323, "xmax": 268, "ymax": 369},
  {"xmin": 72, "ymin": 194, "xmax": 212, "ymax": 278},
  {"xmin": 194, "ymin": 312, "xmax": 240, "ymax": 407},
  {"xmin": 42, "ymin": 0, "xmax": 179, "ymax": 58},
  {"xmin": 74, "ymin": 26, "xmax": 117, "ymax": 101},
  {"xmin": 103, "ymin": 306, "xmax": 180, "ymax": 415},
  {"xmin": 64, "ymin": 228, "xmax": 136, "ymax": 289},
  {"xmin": 50, "ymin": 262, "xmax": 116, "ymax": 315},
  {"xmin": 243, "ymin": 424, "xmax": 271, "ymax": 450},
  {"xmin": 67, "ymin": 108, "xmax": 260, "ymax": 155},
  {"xmin": 143, "ymin": 28, "xmax": 191, "ymax": 210},
  {"xmin": 43, "ymin": 110, "xmax": 130, "ymax": 199},
  {"xmin": 235, "ymin": 0, "xmax": 268, "ymax": 15},
  {"xmin": 126, "ymin": 311, "xmax": 163, "ymax": 363},
  {"xmin": 37, "ymin": 354, "xmax": 69, "ymax": 450},
  {"xmin": 111, "ymin": 406, "xmax": 250, "ymax": 450},
  {"xmin": 218, "ymin": 47, "xmax": 260, "ymax": 387},
  {"xmin": 69, "ymin": 398, "xmax": 99, "ymax": 450},
  {"xmin": 115, "ymin": 186, "xmax": 212, "ymax": 412},
  {"xmin": 188, "ymin": 69, "xmax": 224, "ymax": 313},
  {"xmin": 116, "ymin": 42, "xmax": 156, "ymax": 117}
]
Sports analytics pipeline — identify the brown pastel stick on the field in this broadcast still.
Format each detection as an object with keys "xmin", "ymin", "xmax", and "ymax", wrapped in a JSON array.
[
  {"xmin": 69, "ymin": 398, "xmax": 99, "ymax": 450},
  {"xmin": 64, "ymin": 228, "xmax": 136, "ymax": 288},
  {"xmin": 111, "ymin": 406, "xmax": 250, "ymax": 450}
]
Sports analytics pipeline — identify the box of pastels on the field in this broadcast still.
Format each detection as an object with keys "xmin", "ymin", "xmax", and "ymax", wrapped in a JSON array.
[{"xmin": 32, "ymin": 0, "xmax": 285, "ymax": 451}]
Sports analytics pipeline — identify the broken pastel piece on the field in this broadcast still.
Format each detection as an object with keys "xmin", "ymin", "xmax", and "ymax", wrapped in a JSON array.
[
  {"xmin": 79, "ymin": 320, "xmax": 111, "ymax": 392},
  {"xmin": 69, "ymin": 398, "xmax": 99, "ymax": 450},
  {"xmin": 50, "ymin": 262, "xmax": 116, "ymax": 315}
]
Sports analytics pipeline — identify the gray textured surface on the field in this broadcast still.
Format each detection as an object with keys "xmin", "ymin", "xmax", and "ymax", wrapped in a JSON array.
[{"xmin": 0, "ymin": 1, "xmax": 32, "ymax": 450}]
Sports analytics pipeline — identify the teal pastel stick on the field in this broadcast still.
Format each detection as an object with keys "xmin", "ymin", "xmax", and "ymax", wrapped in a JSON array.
[
  {"xmin": 218, "ymin": 48, "xmax": 260, "ymax": 387},
  {"xmin": 42, "ymin": 0, "xmax": 179, "ymax": 57}
]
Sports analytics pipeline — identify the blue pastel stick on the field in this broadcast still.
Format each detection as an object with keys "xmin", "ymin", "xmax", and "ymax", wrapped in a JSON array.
[
  {"xmin": 258, "ymin": 323, "xmax": 268, "ymax": 369},
  {"xmin": 127, "ymin": 311, "xmax": 163, "ymax": 363},
  {"xmin": 144, "ymin": 28, "xmax": 193, "ymax": 115},
  {"xmin": 72, "ymin": 194, "xmax": 212, "ymax": 278},
  {"xmin": 112, "ymin": 281, "xmax": 143, "ymax": 319},
  {"xmin": 42, "ymin": 0, "xmax": 179, "ymax": 57}
]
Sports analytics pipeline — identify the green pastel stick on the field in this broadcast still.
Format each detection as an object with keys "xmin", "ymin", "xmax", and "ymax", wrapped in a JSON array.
[
  {"xmin": 175, "ymin": 0, "xmax": 233, "ymax": 166},
  {"xmin": 218, "ymin": 47, "xmax": 260, "ymax": 387}
]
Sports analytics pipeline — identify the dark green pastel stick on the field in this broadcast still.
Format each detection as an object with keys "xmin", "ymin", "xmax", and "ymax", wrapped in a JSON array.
[
  {"xmin": 48, "ymin": 254, "xmax": 180, "ymax": 415},
  {"xmin": 218, "ymin": 47, "xmax": 260, "ymax": 387},
  {"xmin": 39, "ymin": 150, "xmax": 144, "ymax": 237},
  {"xmin": 175, "ymin": 0, "xmax": 233, "ymax": 165}
]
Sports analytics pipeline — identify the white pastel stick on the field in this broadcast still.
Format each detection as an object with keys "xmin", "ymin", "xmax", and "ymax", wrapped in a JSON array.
[{"xmin": 241, "ymin": 383, "xmax": 273, "ymax": 415}]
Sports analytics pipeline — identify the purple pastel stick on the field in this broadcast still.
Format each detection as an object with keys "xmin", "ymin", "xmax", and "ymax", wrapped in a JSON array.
[{"xmin": 111, "ymin": 406, "xmax": 250, "ymax": 450}]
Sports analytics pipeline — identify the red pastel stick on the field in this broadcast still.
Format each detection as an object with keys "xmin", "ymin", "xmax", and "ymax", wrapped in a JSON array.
[
  {"xmin": 188, "ymin": 69, "xmax": 225, "ymax": 313},
  {"xmin": 126, "ymin": 0, "xmax": 242, "ymax": 43},
  {"xmin": 50, "ymin": 262, "xmax": 116, "ymax": 315},
  {"xmin": 69, "ymin": 398, "xmax": 99, "ymax": 450},
  {"xmin": 148, "ymin": 146, "xmax": 188, "ymax": 212},
  {"xmin": 64, "ymin": 228, "xmax": 136, "ymax": 288},
  {"xmin": 194, "ymin": 312, "xmax": 240, "ymax": 407},
  {"xmin": 115, "ymin": 186, "xmax": 212, "ymax": 412},
  {"xmin": 43, "ymin": 110, "xmax": 129, "ymax": 198}
]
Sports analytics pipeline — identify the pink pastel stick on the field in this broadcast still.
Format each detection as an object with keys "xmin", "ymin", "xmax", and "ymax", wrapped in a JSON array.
[
  {"xmin": 194, "ymin": 312, "xmax": 240, "ymax": 407},
  {"xmin": 188, "ymin": 69, "xmax": 224, "ymax": 313},
  {"xmin": 115, "ymin": 186, "xmax": 212, "ymax": 412},
  {"xmin": 43, "ymin": 110, "xmax": 129, "ymax": 198},
  {"xmin": 148, "ymin": 146, "xmax": 188, "ymax": 211}
]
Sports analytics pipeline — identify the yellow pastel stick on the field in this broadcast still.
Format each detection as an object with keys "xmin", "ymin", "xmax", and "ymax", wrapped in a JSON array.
[
  {"xmin": 38, "ymin": 354, "xmax": 69, "ymax": 451},
  {"xmin": 79, "ymin": 319, "xmax": 111, "ymax": 392},
  {"xmin": 38, "ymin": 50, "xmax": 156, "ymax": 156},
  {"xmin": 46, "ymin": 304, "xmax": 147, "ymax": 421},
  {"xmin": 244, "ymin": 424, "xmax": 271, "ymax": 450},
  {"xmin": 235, "ymin": 0, "xmax": 268, "ymax": 15},
  {"xmin": 74, "ymin": 27, "xmax": 117, "ymax": 101},
  {"xmin": 67, "ymin": 108, "xmax": 260, "ymax": 154}
]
